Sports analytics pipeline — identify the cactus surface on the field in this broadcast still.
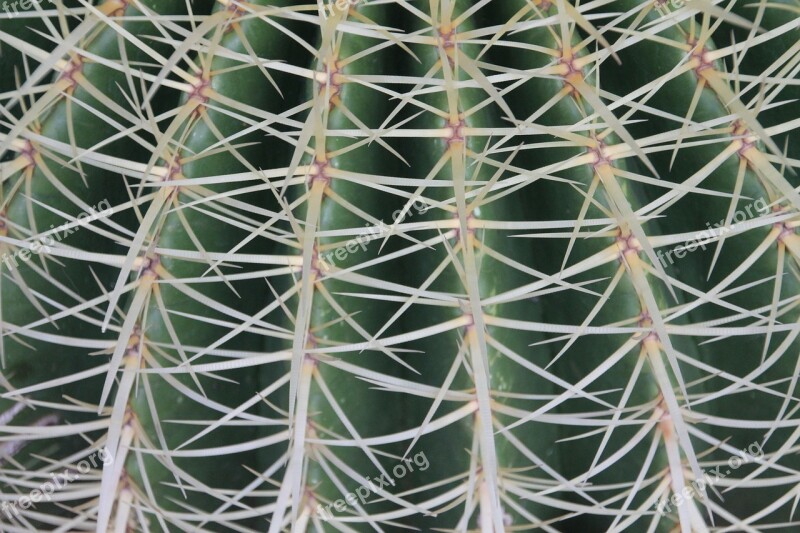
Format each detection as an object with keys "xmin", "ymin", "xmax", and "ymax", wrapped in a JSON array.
[{"xmin": 1, "ymin": 0, "xmax": 800, "ymax": 531}]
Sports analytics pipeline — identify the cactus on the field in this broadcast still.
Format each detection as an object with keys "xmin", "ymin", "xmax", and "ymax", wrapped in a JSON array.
[{"xmin": 0, "ymin": 0, "xmax": 799, "ymax": 531}]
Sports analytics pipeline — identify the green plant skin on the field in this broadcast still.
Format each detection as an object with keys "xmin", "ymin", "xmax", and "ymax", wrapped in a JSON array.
[
  {"xmin": 395, "ymin": 6, "xmax": 485, "ymax": 530},
  {"xmin": 2, "ymin": 1, "xmax": 800, "ymax": 531},
  {"xmin": 121, "ymin": 1, "xmax": 306, "ymax": 530},
  {"xmin": 460, "ymin": 47, "xmax": 566, "ymax": 533},
  {"xmin": 602, "ymin": 1, "xmax": 800, "ymax": 528},
  {"xmin": 720, "ymin": 0, "xmax": 800, "ymax": 167},
  {"xmin": 481, "ymin": 3, "xmax": 703, "ymax": 530},
  {"xmin": 295, "ymin": 3, "xmax": 414, "ymax": 527},
  {"xmin": 393, "ymin": 3, "xmax": 563, "ymax": 530},
  {"xmin": 0, "ymin": 0, "xmax": 82, "ymax": 115},
  {"xmin": 485, "ymin": 3, "xmax": 664, "ymax": 530},
  {"xmin": 0, "ymin": 0, "xmax": 189, "ymax": 518}
]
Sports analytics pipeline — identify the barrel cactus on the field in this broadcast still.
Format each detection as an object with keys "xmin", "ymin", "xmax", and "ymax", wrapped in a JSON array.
[{"xmin": 0, "ymin": 0, "xmax": 798, "ymax": 531}]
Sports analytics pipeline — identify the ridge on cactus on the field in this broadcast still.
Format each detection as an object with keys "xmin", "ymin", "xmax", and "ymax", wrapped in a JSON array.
[{"xmin": 0, "ymin": 0, "xmax": 799, "ymax": 531}]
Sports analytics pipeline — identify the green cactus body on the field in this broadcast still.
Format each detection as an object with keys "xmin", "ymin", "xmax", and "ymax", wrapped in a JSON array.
[
  {"xmin": 273, "ymin": 2, "xmax": 413, "ymax": 528},
  {"xmin": 0, "ymin": 0, "xmax": 81, "ymax": 106},
  {"xmin": 603, "ymin": 2, "xmax": 800, "ymax": 529},
  {"xmin": 391, "ymin": 3, "xmax": 568, "ymax": 530},
  {"xmin": 480, "ymin": 2, "xmax": 718, "ymax": 530},
  {"xmin": 0, "ymin": 0, "xmax": 191, "ymax": 527},
  {"xmin": 94, "ymin": 1, "xmax": 305, "ymax": 530},
  {"xmin": 0, "ymin": 0, "xmax": 799, "ymax": 531},
  {"xmin": 722, "ymin": 0, "xmax": 800, "ymax": 164}
]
